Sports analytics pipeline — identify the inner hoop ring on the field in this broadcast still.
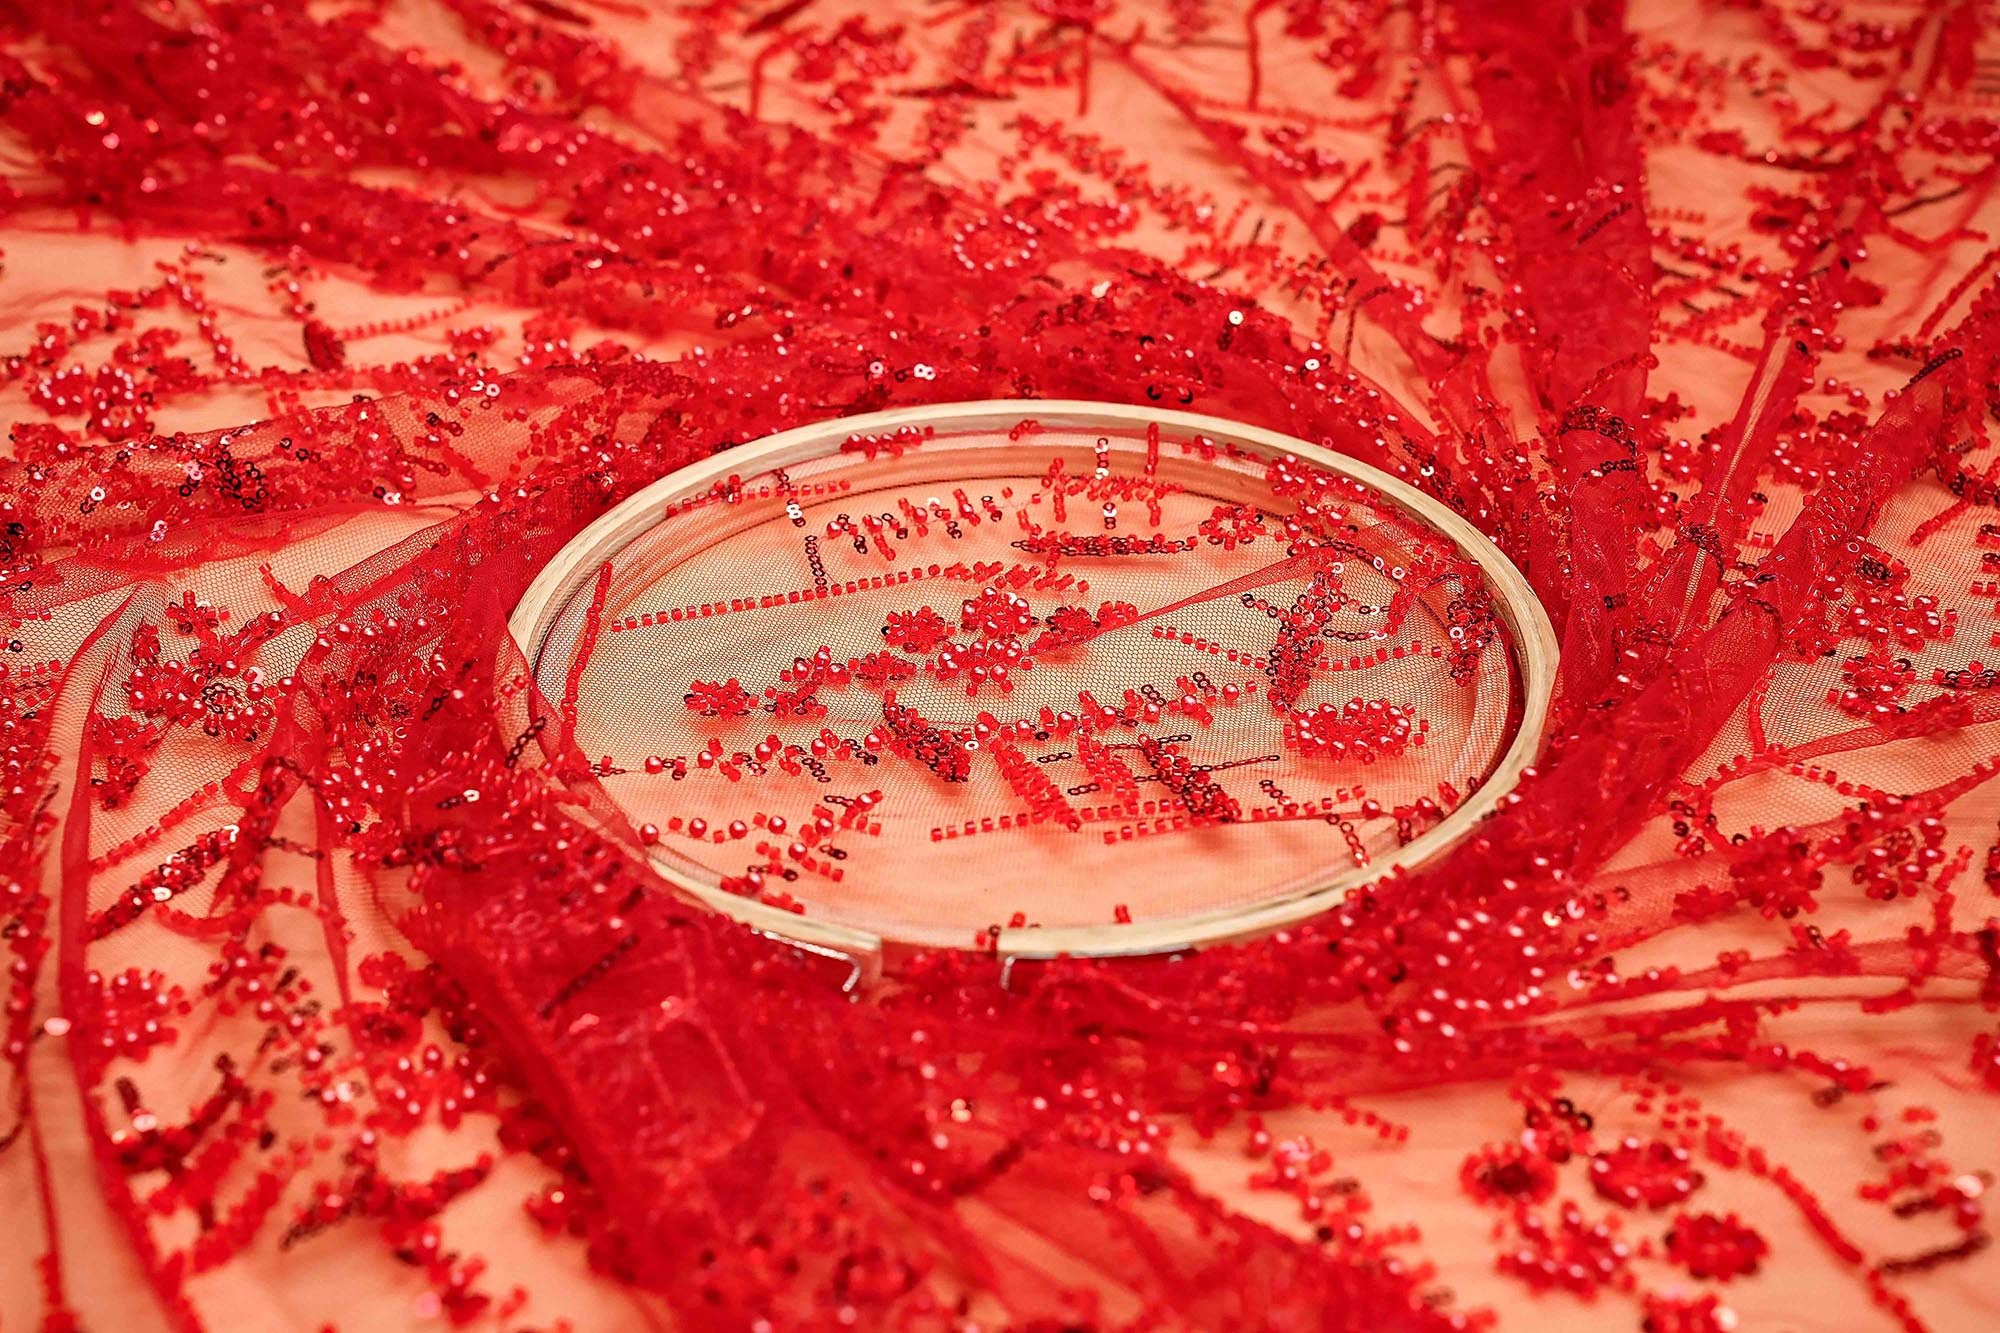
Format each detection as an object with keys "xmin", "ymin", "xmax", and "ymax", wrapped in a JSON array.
[{"xmin": 510, "ymin": 400, "xmax": 1557, "ymax": 981}]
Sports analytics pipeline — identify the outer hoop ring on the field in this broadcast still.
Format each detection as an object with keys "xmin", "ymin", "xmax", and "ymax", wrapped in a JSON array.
[{"xmin": 511, "ymin": 400, "xmax": 1556, "ymax": 978}]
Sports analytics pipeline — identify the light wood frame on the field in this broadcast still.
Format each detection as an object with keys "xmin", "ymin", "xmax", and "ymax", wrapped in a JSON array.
[{"xmin": 510, "ymin": 400, "xmax": 1557, "ymax": 982}]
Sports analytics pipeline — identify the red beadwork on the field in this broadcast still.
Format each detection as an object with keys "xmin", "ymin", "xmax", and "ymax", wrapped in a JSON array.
[
  {"xmin": 0, "ymin": 0, "xmax": 1996, "ymax": 1329},
  {"xmin": 1665, "ymin": 1212, "xmax": 1772, "ymax": 1282}
]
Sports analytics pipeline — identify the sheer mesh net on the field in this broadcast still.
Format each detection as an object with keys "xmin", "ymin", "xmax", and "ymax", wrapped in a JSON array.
[{"xmin": 1, "ymin": 0, "xmax": 1998, "ymax": 1330}]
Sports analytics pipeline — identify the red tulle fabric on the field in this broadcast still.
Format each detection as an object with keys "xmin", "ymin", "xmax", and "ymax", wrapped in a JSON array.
[{"xmin": 2, "ymin": 1, "xmax": 1998, "ymax": 1330}]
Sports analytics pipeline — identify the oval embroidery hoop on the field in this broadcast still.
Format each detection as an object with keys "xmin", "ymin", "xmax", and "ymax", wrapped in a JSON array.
[{"xmin": 511, "ymin": 400, "xmax": 1556, "ymax": 985}]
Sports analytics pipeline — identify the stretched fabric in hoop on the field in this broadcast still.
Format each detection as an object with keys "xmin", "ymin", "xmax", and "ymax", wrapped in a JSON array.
[{"xmin": 510, "ymin": 400, "xmax": 1555, "ymax": 963}]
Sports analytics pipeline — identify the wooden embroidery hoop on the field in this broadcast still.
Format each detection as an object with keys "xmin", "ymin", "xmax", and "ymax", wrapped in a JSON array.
[{"xmin": 511, "ymin": 400, "xmax": 1556, "ymax": 985}]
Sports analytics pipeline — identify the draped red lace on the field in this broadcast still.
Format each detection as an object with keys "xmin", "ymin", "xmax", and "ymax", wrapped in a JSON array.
[{"xmin": 2, "ymin": 1, "xmax": 1998, "ymax": 1330}]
